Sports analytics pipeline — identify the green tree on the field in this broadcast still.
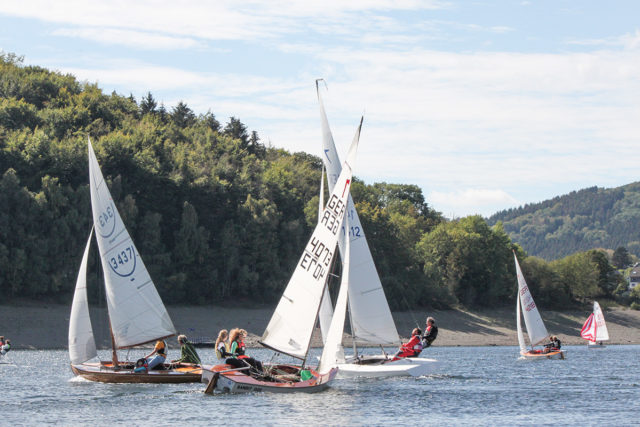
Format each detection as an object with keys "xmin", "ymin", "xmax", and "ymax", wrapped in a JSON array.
[
  {"xmin": 140, "ymin": 92, "xmax": 157, "ymax": 115},
  {"xmin": 612, "ymin": 246, "xmax": 631, "ymax": 269},
  {"xmin": 171, "ymin": 101, "xmax": 196, "ymax": 128}
]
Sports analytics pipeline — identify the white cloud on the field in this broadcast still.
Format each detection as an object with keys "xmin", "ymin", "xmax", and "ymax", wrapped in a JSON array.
[
  {"xmin": 0, "ymin": 0, "xmax": 449, "ymax": 47},
  {"xmin": 3, "ymin": 0, "xmax": 640, "ymax": 218},
  {"xmin": 429, "ymin": 189, "xmax": 520, "ymax": 218},
  {"xmin": 52, "ymin": 28, "xmax": 204, "ymax": 50}
]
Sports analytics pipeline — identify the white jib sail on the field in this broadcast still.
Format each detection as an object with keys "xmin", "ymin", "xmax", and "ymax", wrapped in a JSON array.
[
  {"xmin": 513, "ymin": 253, "xmax": 549, "ymax": 347},
  {"xmin": 316, "ymin": 82, "xmax": 400, "ymax": 346},
  {"xmin": 318, "ymin": 216, "xmax": 351, "ymax": 374},
  {"xmin": 69, "ymin": 228, "xmax": 98, "ymax": 365},
  {"xmin": 516, "ymin": 291, "xmax": 526, "ymax": 353},
  {"xmin": 260, "ymin": 121, "xmax": 360, "ymax": 359},
  {"xmin": 317, "ymin": 166, "xmax": 335, "ymax": 345},
  {"xmin": 593, "ymin": 301, "xmax": 609, "ymax": 342},
  {"xmin": 88, "ymin": 139, "xmax": 176, "ymax": 348}
]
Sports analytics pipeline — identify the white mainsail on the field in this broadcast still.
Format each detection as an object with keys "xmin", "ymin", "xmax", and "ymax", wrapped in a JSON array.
[
  {"xmin": 593, "ymin": 301, "xmax": 609, "ymax": 342},
  {"xmin": 69, "ymin": 229, "xmax": 98, "ymax": 365},
  {"xmin": 260, "ymin": 120, "xmax": 360, "ymax": 359},
  {"xmin": 88, "ymin": 139, "xmax": 175, "ymax": 348},
  {"xmin": 318, "ymin": 216, "xmax": 350, "ymax": 374},
  {"xmin": 514, "ymin": 253, "xmax": 549, "ymax": 347},
  {"xmin": 316, "ymin": 81, "xmax": 400, "ymax": 347}
]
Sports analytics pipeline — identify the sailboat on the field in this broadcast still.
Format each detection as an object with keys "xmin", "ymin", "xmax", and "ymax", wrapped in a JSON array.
[
  {"xmin": 580, "ymin": 301, "xmax": 609, "ymax": 348},
  {"xmin": 68, "ymin": 139, "xmax": 201, "ymax": 383},
  {"xmin": 514, "ymin": 252, "xmax": 566, "ymax": 360},
  {"xmin": 315, "ymin": 80, "xmax": 437, "ymax": 377},
  {"xmin": 201, "ymin": 119, "xmax": 361, "ymax": 393}
]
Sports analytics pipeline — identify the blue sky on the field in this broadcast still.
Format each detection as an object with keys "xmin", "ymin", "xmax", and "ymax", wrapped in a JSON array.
[{"xmin": 1, "ymin": 1, "xmax": 639, "ymax": 217}]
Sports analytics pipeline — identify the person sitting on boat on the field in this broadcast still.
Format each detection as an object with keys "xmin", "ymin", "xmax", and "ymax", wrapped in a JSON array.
[
  {"xmin": 223, "ymin": 328, "xmax": 246, "ymax": 369},
  {"xmin": 422, "ymin": 317, "xmax": 438, "ymax": 348},
  {"xmin": 393, "ymin": 328, "xmax": 423, "ymax": 360},
  {"xmin": 543, "ymin": 335, "xmax": 561, "ymax": 353},
  {"xmin": 171, "ymin": 334, "xmax": 201, "ymax": 365},
  {"xmin": 0, "ymin": 339, "xmax": 10, "ymax": 356},
  {"xmin": 215, "ymin": 329, "xmax": 231, "ymax": 361},
  {"xmin": 143, "ymin": 339, "xmax": 168, "ymax": 370},
  {"xmin": 228, "ymin": 328, "xmax": 264, "ymax": 375}
]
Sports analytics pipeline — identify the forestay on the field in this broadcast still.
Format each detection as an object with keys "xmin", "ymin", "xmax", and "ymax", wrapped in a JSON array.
[
  {"xmin": 260, "ymin": 120, "xmax": 360, "ymax": 359},
  {"xmin": 514, "ymin": 253, "xmax": 549, "ymax": 347},
  {"xmin": 88, "ymin": 140, "xmax": 176, "ymax": 348},
  {"xmin": 68, "ymin": 229, "xmax": 98, "ymax": 365},
  {"xmin": 316, "ymin": 82, "xmax": 400, "ymax": 347}
]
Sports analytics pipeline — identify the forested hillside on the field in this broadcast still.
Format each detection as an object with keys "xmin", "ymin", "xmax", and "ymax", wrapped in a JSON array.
[
  {"xmin": 1, "ymin": 52, "xmax": 639, "ymax": 310},
  {"xmin": 488, "ymin": 184, "xmax": 640, "ymax": 260}
]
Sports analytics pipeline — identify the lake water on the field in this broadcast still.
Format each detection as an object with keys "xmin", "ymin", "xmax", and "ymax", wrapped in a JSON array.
[{"xmin": 1, "ymin": 345, "xmax": 638, "ymax": 426}]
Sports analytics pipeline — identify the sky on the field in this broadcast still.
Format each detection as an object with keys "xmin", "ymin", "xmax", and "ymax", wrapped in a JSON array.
[{"xmin": 1, "ymin": 1, "xmax": 639, "ymax": 218}]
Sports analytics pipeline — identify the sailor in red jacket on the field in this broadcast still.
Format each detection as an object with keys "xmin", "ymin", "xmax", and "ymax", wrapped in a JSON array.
[{"xmin": 393, "ymin": 328, "xmax": 423, "ymax": 360}]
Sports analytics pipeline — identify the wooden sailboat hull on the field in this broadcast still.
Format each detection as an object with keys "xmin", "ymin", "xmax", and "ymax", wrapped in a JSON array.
[
  {"xmin": 337, "ymin": 355, "xmax": 438, "ymax": 378},
  {"xmin": 71, "ymin": 361, "xmax": 202, "ymax": 383},
  {"xmin": 202, "ymin": 364, "xmax": 337, "ymax": 394},
  {"xmin": 520, "ymin": 349, "xmax": 566, "ymax": 360}
]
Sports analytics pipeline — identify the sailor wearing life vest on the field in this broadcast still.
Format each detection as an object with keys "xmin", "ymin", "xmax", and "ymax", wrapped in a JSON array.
[
  {"xmin": 394, "ymin": 328, "xmax": 423, "ymax": 360},
  {"xmin": 142, "ymin": 339, "xmax": 167, "ymax": 371}
]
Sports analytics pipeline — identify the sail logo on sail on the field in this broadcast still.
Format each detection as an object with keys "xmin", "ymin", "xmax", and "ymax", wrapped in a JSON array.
[
  {"xmin": 107, "ymin": 243, "xmax": 138, "ymax": 277},
  {"xmin": 96, "ymin": 202, "xmax": 117, "ymax": 238},
  {"xmin": 519, "ymin": 285, "xmax": 537, "ymax": 312}
]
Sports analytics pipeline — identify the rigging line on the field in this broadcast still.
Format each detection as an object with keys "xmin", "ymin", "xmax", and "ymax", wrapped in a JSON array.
[{"xmin": 399, "ymin": 281, "xmax": 421, "ymax": 330}]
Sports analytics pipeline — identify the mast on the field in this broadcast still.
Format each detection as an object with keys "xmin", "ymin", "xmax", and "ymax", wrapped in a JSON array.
[{"xmin": 110, "ymin": 324, "xmax": 119, "ymax": 368}]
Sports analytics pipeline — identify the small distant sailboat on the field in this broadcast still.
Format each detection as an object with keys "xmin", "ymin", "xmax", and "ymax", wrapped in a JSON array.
[
  {"xmin": 580, "ymin": 301, "xmax": 609, "ymax": 348},
  {"xmin": 69, "ymin": 139, "xmax": 201, "ymax": 383},
  {"xmin": 514, "ymin": 252, "xmax": 566, "ymax": 360},
  {"xmin": 315, "ymin": 80, "xmax": 437, "ymax": 377}
]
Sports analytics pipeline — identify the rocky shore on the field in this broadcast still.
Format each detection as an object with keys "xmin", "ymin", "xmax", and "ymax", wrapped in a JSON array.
[{"xmin": 2, "ymin": 303, "xmax": 640, "ymax": 350}]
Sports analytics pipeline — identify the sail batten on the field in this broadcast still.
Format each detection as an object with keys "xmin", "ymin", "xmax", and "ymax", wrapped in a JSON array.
[
  {"xmin": 316, "ymin": 83, "xmax": 400, "ymax": 347},
  {"xmin": 88, "ymin": 139, "xmax": 176, "ymax": 349}
]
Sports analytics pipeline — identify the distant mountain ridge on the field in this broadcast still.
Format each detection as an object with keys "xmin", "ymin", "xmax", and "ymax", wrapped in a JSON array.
[{"xmin": 487, "ymin": 182, "xmax": 640, "ymax": 260}]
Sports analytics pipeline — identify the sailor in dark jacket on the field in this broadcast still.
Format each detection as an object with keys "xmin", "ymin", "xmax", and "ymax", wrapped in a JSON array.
[{"xmin": 422, "ymin": 317, "xmax": 438, "ymax": 348}]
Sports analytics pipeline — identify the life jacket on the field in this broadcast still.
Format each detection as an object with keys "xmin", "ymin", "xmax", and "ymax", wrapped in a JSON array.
[
  {"xmin": 237, "ymin": 340, "xmax": 248, "ymax": 359},
  {"xmin": 398, "ymin": 335, "xmax": 422, "ymax": 358},
  {"xmin": 155, "ymin": 340, "xmax": 167, "ymax": 356}
]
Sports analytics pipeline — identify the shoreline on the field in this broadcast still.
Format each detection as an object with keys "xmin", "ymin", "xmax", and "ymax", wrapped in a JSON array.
[{"xmin": 2, "ymin": 304, "xmax": 640, "ymax": 350}]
